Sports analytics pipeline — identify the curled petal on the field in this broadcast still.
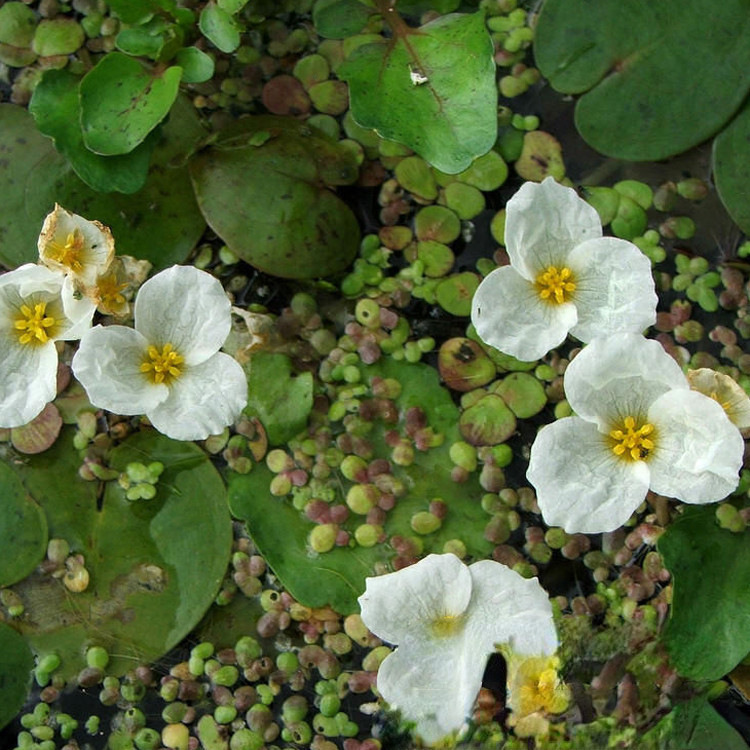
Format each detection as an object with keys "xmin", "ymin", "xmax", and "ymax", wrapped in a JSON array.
[
  {"xmin": 38, "ymin": 204, "xmax": 115, "ymax": 287},
  {"xmin": 564, "ymin": 333, "xmax": 686, "ymax": 426},
  {"xmin": 465, "ymin": 561, "xmax": 557, "ymax": 657},
  {"xmin": 135, "ymin": 266, "xmax": 232, "ymax": 366},
  {"xmin": 527, "ymin": 417, "xmax": 650, "ymax": 533},
  {"xmin": 504, "ymin": 177, "xmax": 602, "ymax": 280},
  {"xmin": 59, "ymin": 275, "xmax": 96, "ymax": 340},
  {"xmin": 567, "ymin": 237, "xmax": 657, "ymax": 342},
  {"xmin": 146, "ymin": 352, "xmax": 248, "ymax": 441},
  {"xmin": 72, "ymin": 325, "xmax": 167, "ymax": 415},
  {"xmin": 687, "ymin": 368, "xmax": 750, "ymax": 430},
  {"xmin": 0, "ymin": 336, "xmax": 57, "ymax": 428},
  {"xmin": 376, "ymin": 639, "xmax": 471, "ymax": 745},
  {"xmin": 471, "ymin": 265, "xmax": 576, "ymax": 361},
  {"xmin": 648, "ymin": 389, "xmax": 743, "ymax": 503},
  {"xmin": 359, "ymin": 553, "xmax": 472, "ymax": 646}
]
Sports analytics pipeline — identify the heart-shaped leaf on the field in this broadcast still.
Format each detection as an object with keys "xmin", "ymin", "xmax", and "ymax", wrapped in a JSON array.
[
  {"xmin": 0, "ymin": 623, "xmax": 33, "ymax": 731},
  {"xmin": 29, "ymin": 69, "xmax": 155, "ymax": 194},
  {"xmin": 189, "ymin": 115, "xmax": 360, "ymax": 279},
  {"xmin": 713, "ymin": 101, "xmax": 750, "ymax": 235},
  {"xmin": 229, "ymin": 359, "xmax": 493, "ymax": 614},
  {"xmin": 338, "ymin": 12, "xmax": 496, "ymax": 173},
  {"xmin": 658, "ymin": 505, "xmax": 750, "ymax": 681},
  {"xmin": 80, "ymin": 52, "xmax": 182, "ymax": 156},
  {"xmin": 535, "ymin": 0, "xmax": 750, "ymax": 160},
  {"xmin": 10, "ymin": 429, "xmax": 232, "ymax": 678}
]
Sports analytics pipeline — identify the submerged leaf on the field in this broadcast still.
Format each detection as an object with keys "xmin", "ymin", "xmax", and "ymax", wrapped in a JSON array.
[{"xmin": 338, "ymin": 12, "xmax": 496, "ymax": 173}]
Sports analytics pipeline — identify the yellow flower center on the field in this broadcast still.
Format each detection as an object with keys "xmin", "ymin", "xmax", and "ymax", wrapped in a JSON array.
[
  {"xmin": 609, "ymin": 416, "xmax": 655, "ymax": 461},
  {"xmin": 535, "ymin": 265, "xmax": 576, "ymax": 304},
  {"xmin": 96, "ymin": 274, "xmax": 127, "ymax": 308},
  {"xmin": 140, "ymin": 343, "xmax": 184, "ymax": 385},
  {"xmin": 48, "ymin": 230, "xmax": 85, "ymax": 273},
  {"xmin": 429, "ymin": 614, "xmax": 464, "ymax": 638},
  {"xmin": 519, "ymin": 667, "xmax": 560, "ymax": 715},
  {"xmin": 14, "ymin": 302, "xmax": 58, "ymax": 345}
]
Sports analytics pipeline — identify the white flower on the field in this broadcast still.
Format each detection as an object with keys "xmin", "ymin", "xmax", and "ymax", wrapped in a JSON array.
[
  {"xmin": 527, "ymin": 333, "xmax": 744, "ymax": 533},
  {"xmin": 471, "ymin": 178, "xmax": 657, "ymax": 361},
  {"xmin": 72, "ymin": 265, "xmax": 248, "ymax": 441},
  {"xmin": 687, "ymin": 368, "xmax": 750, "ymax": 430},
  {"xmin": 38, "ymin": 204, "xmax": 115, "ymax": 289},
  {"xmin": 358, "ymin": 553, "xmax": 558, "ymax": 746},
  {"xmin": 0, "ymin": 264, "xmax": 95, "ymax": 427}
]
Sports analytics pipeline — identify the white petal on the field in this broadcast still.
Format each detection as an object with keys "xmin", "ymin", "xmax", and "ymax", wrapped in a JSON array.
[
  {"xmin": 564, "ymin": 333, "xmax": 686, "ymax": 426},
  {"xmin": 358, "ymin": 553, "xmax": 472, "ymax": 646},
  {"xmin": 72, "ymin": 325, "xmax": 168, "ymax": 415},
  {"xmin": 38, "ymin": 204, "xmax": 115, "ymax": 287},
  {"xmin": 471, "ymin": 265, "xmax": 576, "ymax": 361},
  {"xmin": 146, "ymin": 352, "xmax": 248, "ymax": 441},
  {"xmin": 376, "ymin": 639, "xmax": 472, "ymax": 745},
  {"xmin": 567, "ymin": 237, "xmax": 657, "ymax": 342},
  {"xmin": 504, "ymin": 178, "xmax": 602, "ymax": 280},
  {"xmin": 58, "ymin": 275, "xmax": 96, "ymax": 341},
  {"xmin": 527, "ymin": 417, "xmax": 650, "ymax": 533},
  {"xmin": 0, "ymin": 335, "xmax": 57, "ymax": 428},
  {"xmin": 135, "ymin": 266, "xmax": 231, "ymax": 366},
  {"xmin": 464, "ymin": 561, "xmax": 558, "ymax": 657},
  {"xmin": 687, "ymin": 368, "xmax": 750, "ymax": 430},
  {"xmin": 0, "ymin": 263, "xmax": 65, "ymax": 296},
  {"xmin": 647, "ymin": 389, "xmax": 744, "ymax": 503}
]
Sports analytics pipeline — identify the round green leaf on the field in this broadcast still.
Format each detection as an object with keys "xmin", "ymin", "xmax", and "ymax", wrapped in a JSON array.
[
  {"xmin": 659, "ymin": 506, "xmax": 750, "ymax": 681},
  {"xmin": 714, "ymin": 100, "xmax": 750, "ymax": 235},
  {"xmin": 11, "ymin": 429, "xmax": 233, "ymax": 679},
  {"xmin": 199, "ymin": 3, "xmax": 240, "ymax": 53},
  {"xmin": 313, "ymin": 0, "xmax": 375, "ymax": 40},
  {"xmin": 0, "ymin": 461, "xmax": 47, "ymax": 587},
  {"xmin": 189, "ymin": 116, "xmax": 360, "ymax": 279},
  {"xmin": 535, "ymin": 0, "xmax": 750, "ymax": 160},
  {"xmin": 0, "ymin": 2, "xmax": 37, "ymax": 48},
  {"xmin": 0, "ymin": 623, "xmax": 34, "ymax": 731},
  {"xmin": 80, "ymin": 53, "xmax": 182, "ymax": 156},
  {"xmin": 29, "ymin": 69, "xmax": 154, "ymax": 194},
  {"xmin": 32, "ymin": 18, "xmax": 84, "ymax": 56},
  {"xmin": 175, "ymin": 46, "xmax": 215, "ymax": 83},
  {"xmin": 338, "ymin": 12, "xmax": 497, "ymax": 173}
]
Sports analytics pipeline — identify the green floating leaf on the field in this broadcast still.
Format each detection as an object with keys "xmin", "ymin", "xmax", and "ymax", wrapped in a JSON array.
[
  {"xmin": 229, "ymin": 359, "xmax": 493, "ymax": 614},
  {"xmin": 397, "ymin": 0, "xmax": 461, "ymax": 15},
  {"xmin": 243, "ymin": 352, "xmax": 314, "ymax": 446},
  {"xmin": 175, "ymin": 46, "xmax": 215, "ymax": 83},
  {"xmin": 32, "ymin": 18, "xmax": 84, "ymax": 56},
  {"xmin": 11, "ymin": 429, "xmax": 232, "ymax": 679},
  {"xmin": 338, "ymin": 12, "xmax": 496, "ymax": 173},
  {"xmin": 80, "ymin": 52, "xmax": 182, "ymax": 156},
  {"xmin": 640, "ymin": 698, "xmax": 748, "ymax": 750},
  {"xmin": 0, "ymin": 102, "xmax": 205, "ymax": 269},
  {"xmin": 116, "ymin": 27, "xmax": 165, "ymax": 59},
  {"xmin": 713, "ymin": 101, "xmax": 750, "ymax": 235},
  {"xmin": 313, "ymin": 0, "xmax": 375, "ymax": 39},
  {"xmin": 199, "ymin": 2, "xmax": 241, "ymax": 53},
  {"xmin": 659, "ymin": 506, "xmax": 750, "ymax": 681},
  {"xmin": 0, "ymin": 2, "xmax": 37, "ymax": 48},
  {"xmin": 0, "ymin": 461, "xmax": 47, "ymax": 587},
  {"xmin": 218, "ymin": 0, "xmax": 249, "ymax": 13},
  {"xmin": 106, "ymin": 0, "xmax": 158, "ymax": 24},
  {"xmin": 0, "ymin": 623, "xmax": 34, "ymax": 731},
  {"xmin": 29, "ymin": 69, "xmax": 155, "ymax": 194},
  {"xmin": 535, "ymin": 0, "xmax": 750, "ymax": 160},
  {"xmin": 189, "ymin": 115, "xmax": 360, "ymax": 279}
]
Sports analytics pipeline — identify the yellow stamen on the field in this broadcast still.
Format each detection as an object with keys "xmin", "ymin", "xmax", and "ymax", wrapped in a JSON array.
[
  {"xmin": 430, "ymin": 614, "xmax": 464, "ymax": 638},
  {"xmin": 47, "ymin": 230, "xmax": 85, "ymax": 273},
  {"xmin": 535, "ymin": 266, "xmax": 576, "ymax": 304},
  {"xmin": 140, "ymin": 343, "xmax": 184, "ymax": 385},
  {"xmin": 609, "ymin": 416, "xmax": 655, "ymax": 461},
  {"xmin": 96, "ymin": 274, "xmax": 127, "ymax": 308},
  {"xmin": 14, "ymin": 302, "xmax": 58, "ymax": 345}
]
